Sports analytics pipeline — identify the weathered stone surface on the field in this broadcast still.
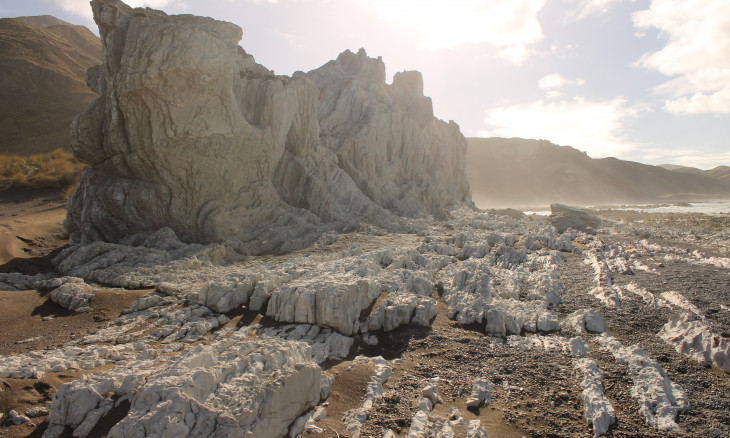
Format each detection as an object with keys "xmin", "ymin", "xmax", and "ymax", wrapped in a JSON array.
[
  {"xmin": 49, "ymin": 277, "xmax": 95, "ymax": 313},
  {"xmin": 43, "ymin": 331, "xmax": 322, "ymax": 438},
  {"xmin": 465, "ymin": 378, "xmax": 494, "ymax": 408},
  {"xmin": 574, "ymin": 358, "xmax": 616, "ymax": 437},
  {"xmin": 566, "ymin": 308, "xmax": 608, "ymax": 334},
  {"xmin": 660, "ymin": 312, "xmax": 730, "ymax": 372},
  {"xmin": 65, "ymin": 0, "xmax": 470, "ymax": 255},
  {"xmin": 549, "ymin": 204, "xmax": 602, "ymax": 233},
  {"xmin": 597, "ymin": 333, "xmax": 689, "ymax": 431}
]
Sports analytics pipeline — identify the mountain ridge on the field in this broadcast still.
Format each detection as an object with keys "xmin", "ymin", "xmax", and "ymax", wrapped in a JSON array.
[
  {"xmin": 0, "ymin": 16, "xmax": 101, "ymax": 155},
  {"xmin": 467, "ymin": 137, "xmax": 730, "ymax": 208},
  {"xmin": 660, "ymin": 164, "xmax": 730, "ymax": 183}
]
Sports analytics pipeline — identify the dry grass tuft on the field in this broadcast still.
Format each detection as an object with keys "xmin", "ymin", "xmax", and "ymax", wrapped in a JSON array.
[{"xmin": 0, "ymin": 149, "xmax": 86, "ymax": 192}]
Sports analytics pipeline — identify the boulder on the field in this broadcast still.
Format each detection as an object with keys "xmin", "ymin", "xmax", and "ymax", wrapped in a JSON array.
[
  {"xmin": 465, "ymin": 378, "xmax": 494, "ymax": 408},
  {"xmin": 549, "ymin": 204, "xmax": 601, "ymax": 233},
  {"xmin": 65, "ymin": 0, "xmax": 471, "ymax": 255},
  {"xmin": 566, "ymin": 308, "xmax": 608, "ymax": 334},
  {"xmin": 49, "ymin": 278, "xmax": 96, "ymax": 313}
]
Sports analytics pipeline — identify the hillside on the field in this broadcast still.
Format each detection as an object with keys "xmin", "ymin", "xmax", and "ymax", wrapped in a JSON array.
[
  {"xmin": 708, "ymin": 166, "xmax": 730, "ymax": 182},
  {"xmin": 0, "ymin": 16, "xmax": 101, "ymax": 155},
  {"xmin": 467, "ymin": 137, "xmax": 730, "ymax": 208},
  {"xmin": 660, "ymin": 164, "xmax": 730, "ymax": 183}
]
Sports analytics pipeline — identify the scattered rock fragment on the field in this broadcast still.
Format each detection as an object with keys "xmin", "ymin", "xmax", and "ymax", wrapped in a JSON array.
[
  {"xmin": 466, "ymin": 378, "xmax": 494, "ymax": 408},
  {"xmin": 566, "ymin": 308, "xmax": 608, "ymax": 333},
  {"xmin": 25, "ymin": 406, "xmax": 49, "ymax": 418},
  {"xmin": 8, "ymin": 409, "xmax": 30, "ymax": 425}
]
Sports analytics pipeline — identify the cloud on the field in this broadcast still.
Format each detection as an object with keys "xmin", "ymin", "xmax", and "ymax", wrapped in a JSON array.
[
  {"xmin": 368, "ymin": 0, "xmax": 547, "ymax": 52},
  {"xmin": 60, "ymin": 0, "xmax": 173, "ymax": 19},
  {"xmin": 565, "ymin": 0, "xmax": 625, "ymax": 21},
  {"xmin": 538, "ymin": 74, "xmax": 585, "ymax": 89},
  {"xmin": 634, "ymin": 0, "xmax": 730, "ymax": 114},
  {"xmin": 496, "ymin": 44, "xmax": 531, "ymax": 64},
  {"xmin": 481, "ymin": 97, "xmax": 639, "ymax": 158}
]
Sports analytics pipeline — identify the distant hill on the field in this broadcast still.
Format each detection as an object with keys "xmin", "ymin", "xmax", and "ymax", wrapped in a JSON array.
[
  {"xmin": 658, "ymin": 164, "xmax": 704, "ymax": 175},
  {"xmin": 707, "ymin": 166, "xmax": 730, "ymax": 182},
  {"xmin": 0, "ymin": 16, "xmax": 101, "ymax": 155},
  {"xmin": 660, "ymin": 164, "xmax": 730, "ymax": 183},
  {"xmin": 467, "ymin": 138, "xmax": 730, "ymax": 208}
]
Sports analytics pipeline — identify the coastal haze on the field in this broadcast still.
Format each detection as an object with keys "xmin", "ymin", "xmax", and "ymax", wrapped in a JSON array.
[
  {"xmin": 467, "ymin": 137, "xmax": 730, "ymax": 209},
  {"xmin": 0, "ymin": 1, "xmax": 728, "ymax": 438}
]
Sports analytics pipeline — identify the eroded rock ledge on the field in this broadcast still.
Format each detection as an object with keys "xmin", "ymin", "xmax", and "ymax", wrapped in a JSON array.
[{"xmin": 65, "ymin": 0, "xmax": 471, "ymax": 255}]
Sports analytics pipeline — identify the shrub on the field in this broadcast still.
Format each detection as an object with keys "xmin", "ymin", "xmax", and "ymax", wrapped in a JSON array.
[{"xmin": 0, "ymin": 149, "xmax": 86, "ymax": 192}]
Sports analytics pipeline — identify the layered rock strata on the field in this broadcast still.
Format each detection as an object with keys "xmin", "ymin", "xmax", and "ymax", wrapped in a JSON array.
[{"xmin": 65, "ymin": 0, "xmax": 470, "ymax": 254}]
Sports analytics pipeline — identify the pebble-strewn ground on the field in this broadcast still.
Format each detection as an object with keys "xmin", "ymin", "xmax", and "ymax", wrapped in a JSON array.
[{"xmin": 0, "ymin": 206, "xmax": 728, "ymax": 438}]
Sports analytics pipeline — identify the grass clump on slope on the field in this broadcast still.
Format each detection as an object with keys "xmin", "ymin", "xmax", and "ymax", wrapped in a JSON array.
[{"xmin": 0, "ymin": 149, "xmax": 85, "ymax": 192}]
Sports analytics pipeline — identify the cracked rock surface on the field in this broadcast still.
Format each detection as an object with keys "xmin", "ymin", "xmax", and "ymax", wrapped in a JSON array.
[{"xmin": 2, "ymin": 207, "xmax": 728, "ymax": 437}]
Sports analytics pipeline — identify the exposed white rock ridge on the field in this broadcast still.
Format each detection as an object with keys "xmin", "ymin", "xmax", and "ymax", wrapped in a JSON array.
[
  {"xmin": 65, "ymin": 0, "xmax": 471, "ymax": 255},
  {"xmin": 660, "ymin": 312, "xmax": 730, "ymax": 373},
  {"xmin": 574, "ymin": 358, "xmax": 616, "ymax": 438},
  {"xmin": 42, "ymin": 329, "xmax": 322, "ymax": 438},
  {"xmin": 597, "ymin": 333, "xmax": 689, "ymax": 431}
]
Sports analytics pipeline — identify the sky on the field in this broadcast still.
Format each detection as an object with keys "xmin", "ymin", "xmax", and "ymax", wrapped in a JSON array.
[{"xmin": 1, "ymin": 0, "xmax": 728, "ymax": 169}]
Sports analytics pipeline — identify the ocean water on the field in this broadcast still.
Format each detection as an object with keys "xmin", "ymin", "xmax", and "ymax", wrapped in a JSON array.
[
  {"xmin": 522, "ymin": 200, "xmax": 730, "ymax": 217},
  {"xmin": 613, "ymin": 201, "xmax": 730, "ymax": 216}
]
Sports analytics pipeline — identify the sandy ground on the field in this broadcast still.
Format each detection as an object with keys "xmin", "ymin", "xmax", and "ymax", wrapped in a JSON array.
[
  {"xmin": 0, "ymin": 190, "xmax": 150, "ymax": 436},
  {"xmin": 0, "ymin": 189, "xmax": 67, "ymax": 273}
]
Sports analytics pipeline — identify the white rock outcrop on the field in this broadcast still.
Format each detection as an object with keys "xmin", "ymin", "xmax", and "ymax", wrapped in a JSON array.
[
  {"xmin": 659, "ymin": 313, "xmax": 730, "ymax": 373},
  {"xmin": 43, "ymin": 330, "xmax": 322, "ymax": 438},
  {"xmin": 49, "ymin": 277, "xmax": 96, "ymax": 313},
  {"xmin": 466, "ymin": 378, "xmax": 494, "ymax": 408},
  {"xmin": 65, "ymin": 0, "xmax": 470, "ymax": 255},
  {"xmin": 342, "ymin": 356, "xmax": 393, "ymax": 438},
  {"xmin": 574, "ymin": 358, "xmax": 616, "ymax": 437},
  {"xmin": 597, "ymin": 333, "xmax": 689, "ymax": 431},
  {"xmin": 565, "ymin": 308, "xmax": 608, "ymax": 334}
]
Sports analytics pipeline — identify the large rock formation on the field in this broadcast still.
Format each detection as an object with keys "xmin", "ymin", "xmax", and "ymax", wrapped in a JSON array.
[{"xmin": 65, "ymin": 0, "xmax": 471, "ymax": 254}]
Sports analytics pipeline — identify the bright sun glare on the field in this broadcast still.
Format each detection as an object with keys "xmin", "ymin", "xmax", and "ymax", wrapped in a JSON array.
[{"xmin": 367, "ymin": 0, "xmax": 545, "ymax": 50}]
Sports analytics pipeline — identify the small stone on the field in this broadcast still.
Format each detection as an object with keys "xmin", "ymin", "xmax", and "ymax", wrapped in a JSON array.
[
  {"xmin": 25, "ymin": 407, "xmax": 49, "ymax": 418},
  {"xmin": 9, "ymin": 409, "xmax": 30, "ymax": 425}
]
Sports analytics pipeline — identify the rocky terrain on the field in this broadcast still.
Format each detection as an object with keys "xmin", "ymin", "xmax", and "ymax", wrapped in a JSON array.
[
  {"xmin": 0, "ymin": 204, "xmax": 729, "ymax": 437},
  {"xmin": 467, "ymin": 138, "xmax": 730, "ymax": 208},
  {"xmin": 1, "ymin": 1, "xmax": 728, "ymax": 437},
  {"xmin": 0, "ymin": 15, "xmax": 101, "ymax": 155}
]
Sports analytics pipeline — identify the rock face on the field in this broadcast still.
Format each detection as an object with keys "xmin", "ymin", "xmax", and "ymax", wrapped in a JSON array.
[{"xmin": 65, "ymin": 0, "xmax": 471, "ymax": 255}]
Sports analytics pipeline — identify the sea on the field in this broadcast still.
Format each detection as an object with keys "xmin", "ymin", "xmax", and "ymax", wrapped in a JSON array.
[{"xmin": 523, "ymin": 200, "xmax": 730, "ymax": 217}]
